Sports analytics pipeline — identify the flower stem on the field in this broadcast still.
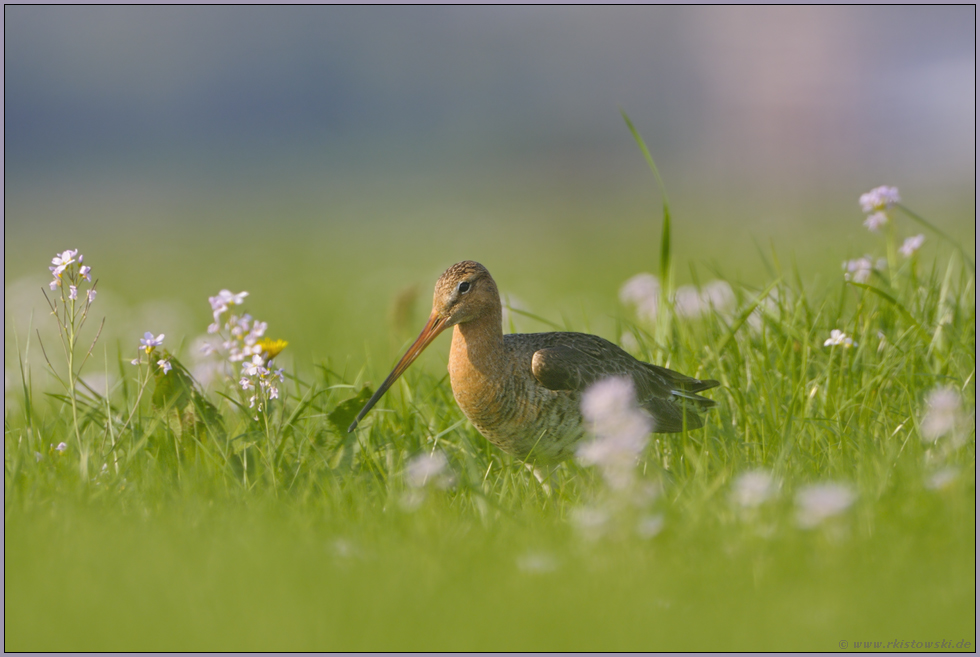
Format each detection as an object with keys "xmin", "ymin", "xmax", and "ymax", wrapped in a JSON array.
[
  {"xmin": 885, "ymin": 216, "xmax": 899, "ymax": 289},
  {"xmin": 63, "ymin": 282, "xmax": 89, "ymax": 480}
]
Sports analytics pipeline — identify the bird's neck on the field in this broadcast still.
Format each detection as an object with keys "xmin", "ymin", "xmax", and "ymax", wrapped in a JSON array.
[{"xmin": 450, "ymin": 305, "xmax": 505, "ymax": 375}]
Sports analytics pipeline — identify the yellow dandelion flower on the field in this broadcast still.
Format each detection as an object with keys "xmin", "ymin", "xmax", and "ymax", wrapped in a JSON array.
[{"xmin": 257, "ymin": 338, "xmax": 288, "ymax": 360}]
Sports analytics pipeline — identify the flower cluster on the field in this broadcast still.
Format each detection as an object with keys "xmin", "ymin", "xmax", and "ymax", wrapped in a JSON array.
[
  {"xmin": 208, "ymin": 289, "xmax": 249, "ymax": 324},
  {"xmin": 205, "ymin": 290, "xmax": 267, "ymax": 363},
  {"xmin": 620, "ymin": 274, "xmax": 735, "ymax": 323},
  {"xmin": 847, "ymin": 186, "xmax": 929, "ymax": 287},
  {"xmin": 399, "ymin": 450, "xmax": 454, "ymax": 511},
  {"xmin": 795, "ymin": 483, "xmax": 856, "ymax": 529},
  {"xmin": 568, "ymin": 377, "xmax": 665, "ymax": 542},
  {"xmin": 859, "ymin": 185, "xmax": 900, "ymax": 214},
  {"xmin": 859, "ymin": 185, "xmax": 900, "ymax": 232},
  {"xmin": 198, "ymin": 289, "xmax": 287, "ymax": 408},
  {"xmin": 674, "ymin": 280, "xmax": 736, "ymax": 319},
  {"xmin": 920, "ymin": 387, "xmax": 968, "ymax": 450},
  {"xmin": 730, "ymin": 470, "xmax": 776, "ymax": 509},
  {"xmin": 47, "ymin": 248, "xmax": 97, "ymax": 304},
  {"xmin": 577, "ymin": 376, "xmax": 652, "ymax": 491},
  {"xmin": 899, "ymin": 234, "xmax": 925, "ymax": 258},
  {"xmin": 842, "ymin": 256, "xmax": 886, "ymax": 283},
  {"xmin": 619, "ymin": 273, "xmax": 660, "ymax": 323},
  {"xmin": 239, "ymin": 354, "xmax": 285, "ymax": 409},
  {"xmin": 405, "ymin": 451, "xmax": 452, "ymax": 489}
]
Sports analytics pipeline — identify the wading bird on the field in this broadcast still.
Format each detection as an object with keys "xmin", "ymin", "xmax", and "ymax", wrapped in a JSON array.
[{"xmin": 349, "ymin": 261, "xmax": 719, "ymax": 462}]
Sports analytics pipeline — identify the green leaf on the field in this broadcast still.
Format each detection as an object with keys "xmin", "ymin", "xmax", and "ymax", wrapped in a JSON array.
[
  {"xmin": 327, "ymin": 386, "xmax": 374, "ymax": 434},
  {"xmin": 151, "ymin": 355, "xmax": 194, "ymax": 412},
  {"xmin": 187, "ymin": 390, "xmax": 226, "ymax": 441}
]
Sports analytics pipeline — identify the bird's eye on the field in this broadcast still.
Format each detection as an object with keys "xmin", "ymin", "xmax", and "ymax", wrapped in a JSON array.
[{"xmin": 458, "ymin": 281, "xmax": 471, "ymax": 294}]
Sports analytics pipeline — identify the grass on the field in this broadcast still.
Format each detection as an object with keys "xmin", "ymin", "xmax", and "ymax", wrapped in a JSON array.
[{"xmin": 4, "ymin": 137, "xmax": 976, "ymax": 650}]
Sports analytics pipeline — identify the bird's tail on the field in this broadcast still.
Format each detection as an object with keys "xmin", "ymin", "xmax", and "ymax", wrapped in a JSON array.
[{"xmin": 648, "ymin": 364, "xmax": 720, "ymax": 408}]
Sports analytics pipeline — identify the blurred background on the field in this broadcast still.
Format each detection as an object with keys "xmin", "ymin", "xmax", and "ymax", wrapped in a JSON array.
[{"xmin": 4, "ymin": 6, "xmax": 976, "ymax": 375}]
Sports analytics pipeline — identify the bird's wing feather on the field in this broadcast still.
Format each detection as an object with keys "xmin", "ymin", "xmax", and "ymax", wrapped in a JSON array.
[
  {"xmin": 526, "ymin": 333, "xmax": 720, "ymax": 432},
  {"xmin": 528, "ymin": 336, "xmax": 675, "ymax": 396}
]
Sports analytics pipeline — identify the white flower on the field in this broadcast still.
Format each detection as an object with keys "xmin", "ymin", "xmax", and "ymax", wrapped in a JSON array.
[
  {"xmin": 620, "ymin": 273, "xmax": 660, "ymax": 323},
  {"xmin": 570, "ymin": 505, "xmax": 610, "ymax": 541},
  {"xmin": 208, "ymin": 289, "xmax": 249, "ymax": 321},
  {"xmin": 241, "ymin": 355, "xmax": 268, "ymax": 381},
  {"xmin": 925, "ymin": 467, "xmax": 958, "ymax": 491},
  {"xmin": 823, "ymin": 329, "xmax": 856, "ymax": 348},
  {"xmin": 516, "ymin": 552, "xmax": 559, "ymax": 574},
  {"xmin": 405, "ymin": 451, "xmax": 450, "ymax": 488},
  {"xmin": 796, "ymin": 483, "xmax": 855, "ymax": 528},
  {"xmin": 87, "ymin": 289, "xmax": 97, "ymax": 303},
  {"xmin": 899, "ymin": 234, "xmax": 925, "ymax": 258},
  {"xmin": 227, "ymin": 290, "xmax": 249, "ymax": 306},
  {"xmin": 240, "ymin": 378, "xmax": 253, "ymax": 390},
  {"xmin": 701, "ymin": 280, "xmax": 736, "ymax": 314},
  {"xmin": 863, "ymin": 211, "xmax": 889, "ymax": 232},
  {"xmin": 68, "ymin": 285, "xmax": 78, "ymax": 300},
  {"xmin": 79, "ymin": 265, "xmax": 92, "ymax": 281},
  {"xmin": 247, "ymin": 320, "xmax": 268, "ymax": 341},
  {"xmin": 920, "ymin": 387, "xmax": 962, "ymax": 444},
  {"xmin": 581, "ymin": 377, "xmax": 652, "ymax": 439},
  {"xmin": 55, "ymin": 442, "xmax": 68, "ymax": 452},
  {"xmin": 578, "ymin": 376, "xmax": 652, "ymax": 490},
  {"xmin": 157, "ymin": 358, "xmax": 172, "ymax": 375},
  {"xmin": 731, "ymin": 470, "xmax": 775, "ymax": 509},
  {"xmin": 48, "ymin": 279, "xmax": 60, "ymax": 291},
  {"xmin": 673, "ymin": 281, "xmax": 734, "ymax": 319},
  {"xmin": 842, "ymin": 257, "xmax": 874, "ymax": 283},
  {"xmin": 49, "ymin": 249, "xmax": 78, "ymax": 277},
  {"xmin": 858, "ymin": 186, "xmax": 900, "ymax": 214},
  {"xmin": 673, "ymin": 286, "xmax": 704, "ymax": 319},
  {"xmin": 636, "ymin": 514, "xmax": 665, "ymax": 539},
  {"xmin": 131, "ymin": 358, "xmax": 141, "ymax": 366},
  {"xmin": 140, "ymin": 332, "xmax": 165, "ymax": 353},
  {"xmin": 268, "ymin": 386, "xmax": 279, "ymax": 400}
]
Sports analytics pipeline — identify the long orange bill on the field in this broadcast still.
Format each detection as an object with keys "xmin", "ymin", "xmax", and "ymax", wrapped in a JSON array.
[{"xmin": 348, "ymin": 311, "xmax": 450, "ymax": 432}]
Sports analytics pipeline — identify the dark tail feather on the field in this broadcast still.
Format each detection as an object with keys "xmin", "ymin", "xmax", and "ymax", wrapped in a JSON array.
[
  {"xmin": 647, "ymin": 363, "xmax": 720, "ymax": 393},
  {"xmin": 671, "ymin": 388, "xmax": 717, "ymax": 411},
  {"xmin": 643, "ymin": 397, "xmax": 707, "ymax": 432},
  {"xmin": 683, "ymin": 377, "xmax": 721, "ymax": 394}
]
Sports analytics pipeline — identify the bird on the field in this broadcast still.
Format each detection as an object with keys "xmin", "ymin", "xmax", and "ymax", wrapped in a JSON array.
[{"xmin": 348, "ymin": 261, "xmax": 720, "ymax": 463}]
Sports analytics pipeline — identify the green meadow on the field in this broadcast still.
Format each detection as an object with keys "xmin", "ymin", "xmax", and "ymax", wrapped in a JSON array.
[{"xmin": 4, "ymin": 134, "xmax": 976, "ymax": 650}]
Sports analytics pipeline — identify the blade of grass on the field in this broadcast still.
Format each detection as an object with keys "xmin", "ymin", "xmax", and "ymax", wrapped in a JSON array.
[
  {"xmin": 897, "ymin": 204, "xmax": 974, "ymax": 271},
  {"xmin": 845, "ymin": 281, "xmax": 930, "ymax": 342},
  {"xmin": 621, "ymin": 109, "xmax": 672, "ymax": 291}
]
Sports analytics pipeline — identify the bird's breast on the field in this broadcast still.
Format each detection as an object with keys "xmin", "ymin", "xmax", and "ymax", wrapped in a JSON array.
[{"xmin": 448, "ymin": 331, "xmax": 584, "ymax": 461}]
